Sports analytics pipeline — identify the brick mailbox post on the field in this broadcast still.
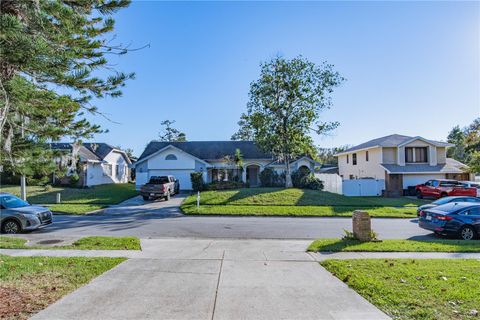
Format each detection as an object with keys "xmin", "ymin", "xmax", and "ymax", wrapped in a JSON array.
[{"xmin": 352, "ymin": 210, "xmax": 372, "ymax": 241}]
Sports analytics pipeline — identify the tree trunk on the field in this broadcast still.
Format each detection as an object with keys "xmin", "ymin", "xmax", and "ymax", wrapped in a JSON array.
[{"xmin": 285, "ymin": 159, "xmax": 293, "ymax": 188}]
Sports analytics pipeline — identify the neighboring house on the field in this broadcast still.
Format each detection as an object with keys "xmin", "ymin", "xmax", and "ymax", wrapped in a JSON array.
[
  {"xmin": 134, "ymin": 141, "xmax": 317, "ymax": 190},
  {"xmin": 50, "ymin": 143, "xmax": 132, "ymax": 187},
  {"xmin": 336, "ymin": 134, "xmax": 473, "ymax": 197}
]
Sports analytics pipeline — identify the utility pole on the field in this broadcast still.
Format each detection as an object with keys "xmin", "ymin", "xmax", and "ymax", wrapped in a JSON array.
[{"xmin": 20, "ymin": 116, "xmax": 26, "ymax": 200}]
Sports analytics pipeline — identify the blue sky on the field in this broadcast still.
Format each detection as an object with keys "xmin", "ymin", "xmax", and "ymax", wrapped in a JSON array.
[{"xmin": 87, "ymin": 1, "xmax": 480, "ymax": 156}]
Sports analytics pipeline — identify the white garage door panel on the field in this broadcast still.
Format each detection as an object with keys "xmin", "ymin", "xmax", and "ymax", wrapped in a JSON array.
[
  {"xmin": 149, "ymin": 170, "xmax": 194, "ymax": 190},
  {"xmin": 403, "ymin": 174, "xmax": 445, "ymax": 189}
]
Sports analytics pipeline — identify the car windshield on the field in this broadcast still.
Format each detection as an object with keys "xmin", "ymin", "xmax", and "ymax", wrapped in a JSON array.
[{"xmin": 1, "ymin": 195, "xmax": 30, "ymax": 208}]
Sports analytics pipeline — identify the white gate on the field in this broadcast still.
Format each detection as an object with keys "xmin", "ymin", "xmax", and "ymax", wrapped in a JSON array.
[
  {"xmin": 315, "ymin": 173, "xmax": 342, "ymax": 194},
  {"xmin": 342, "ymin": 179, "xmax": 385, "ymax": 196}
]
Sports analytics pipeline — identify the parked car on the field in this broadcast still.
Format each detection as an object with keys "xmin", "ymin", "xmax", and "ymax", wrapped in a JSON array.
[
  {"xmin": 460, "ymin": 181, "xmax": 480, "ymax": 197},
  {"xmin": 0, "ymin": 193, "xmax": 53, "ymax": 234},
  {"xmin": 417, "ymin": 196, "xmax": 480, "ymax": 216},
  {"xmin": 418, "ymin": 202, "xmax": 480, "ymax": 240},
  {"xmin": 139, "ymin": 175, "xmax": 179, "ymax": 201},
  {"xmin": 415, "ymin": 179, "xmax": 477, "ymax": 199}
]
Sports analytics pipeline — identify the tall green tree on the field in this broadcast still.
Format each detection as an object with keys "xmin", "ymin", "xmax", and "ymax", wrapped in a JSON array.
[
  {"xmin": 446, "ymin": 118, "xmax": 480, "ymax": 173},
  {"xmin": 0, "ymin": 0, "xmax": 135, "ymax": 181},
  {"xmin": 446, "ymin": 125, "xmax": 466, "ymax": 161},
  {"xmin": 232, "ymin": 56, "xmax": 344, "ymax": 187},
  {"xmin": 317, "ymin": 146, "xmax": 350, "ymax": 166},
  {"xmin": 158, "ymin": 120, "xmax": 187, "ymax": 142}
]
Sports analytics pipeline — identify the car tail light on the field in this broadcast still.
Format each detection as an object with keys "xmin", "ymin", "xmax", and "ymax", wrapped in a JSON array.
[
  {"xmin": 419, "ymin": 211, "xmax": 425, "ymax": 217},
  {"xmin": 436, "ymin": 215, "xmax": 453, "ymax": 221}
]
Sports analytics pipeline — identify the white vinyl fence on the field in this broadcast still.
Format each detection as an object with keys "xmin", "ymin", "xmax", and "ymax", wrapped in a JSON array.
[
  {"xmin": 315, "ymin": 173, "xmax": 342, "ymax": 194},
  {"xmin": 342, "ymin": 179, "xmax": 385, "ymax": 196}
]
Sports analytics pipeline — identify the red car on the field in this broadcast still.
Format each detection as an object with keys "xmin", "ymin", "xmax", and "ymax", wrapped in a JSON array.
[{"xmin": 416, "ymin": 179, "xmax": 477, "ymax": 199}]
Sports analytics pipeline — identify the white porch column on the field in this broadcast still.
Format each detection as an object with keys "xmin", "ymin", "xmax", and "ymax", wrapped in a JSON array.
[
  {"xmin": 242, "ymin": 168, "xmax": 247, "ymax": 183},
  {"xmin": 202, "ymin": 170, "xmax": 208, "ymax": 184}
]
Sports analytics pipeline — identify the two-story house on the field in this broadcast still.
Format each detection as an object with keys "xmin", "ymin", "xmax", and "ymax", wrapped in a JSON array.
[{"xmin": 336, "ymin": 134, "xmax": 472, "ymax": 196}]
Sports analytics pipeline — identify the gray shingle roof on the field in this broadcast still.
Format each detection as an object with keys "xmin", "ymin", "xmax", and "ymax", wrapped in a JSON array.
[
  {"xmin": 341, "ymin": 134, "xmax": 452, "ymax": 153},
  {"xmin": 381, "ymin": 163, "xmax": 464, "ymax": 174},
  {"xmin": 138, "ymin": 141, "xmax": 272, "ymax": 162},
  {"xmin": 50, "ymin": 143, "xmax": 115, "ymax": 161}
]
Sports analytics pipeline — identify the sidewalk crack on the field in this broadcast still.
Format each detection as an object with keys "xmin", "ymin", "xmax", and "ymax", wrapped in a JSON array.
[{"xmin": 211, "ymin": 250, "xmax": 225, "ymax": 320}]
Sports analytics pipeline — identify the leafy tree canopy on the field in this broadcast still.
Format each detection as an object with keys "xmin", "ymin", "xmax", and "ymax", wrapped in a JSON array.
[
  {"xmin": 158, "ymin": 120, "xmax": 187, "ymax": 142},
  {"xmin": 317, "ymin": 146, "xmax": 350, "ymax": 166},
  {"xmin": 232, "ymin": 56, "xmax": 344, "ymax": 187},
  {"xmin": 446, "ymin": 118, "xmax": 480, "ymax": 173}
]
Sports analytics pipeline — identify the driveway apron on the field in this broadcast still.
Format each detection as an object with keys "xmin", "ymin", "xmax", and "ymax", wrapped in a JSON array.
[{"xmin": 30, "ymin": 239, "xmax": 390, "ymax": 320}]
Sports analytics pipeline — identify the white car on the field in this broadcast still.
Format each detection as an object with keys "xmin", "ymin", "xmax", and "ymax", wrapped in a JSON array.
[{"xmin": 461, "ymin": 181, "xmax": 480, "ymax": 197}]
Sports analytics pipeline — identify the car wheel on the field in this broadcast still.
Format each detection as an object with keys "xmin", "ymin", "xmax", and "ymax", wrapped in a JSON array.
[
  {"xmin": 1, "ymin": 220, "xmax": 21, "ymax": 234},
  {"xmin": 459, "ymin": 226, "xmax": 476, "ymax": 240},
  {"xmin": 416, "ymin": 190, "xmax": 423, "ymax": 199},
  {"xmin": 164, "ymin": 192, "xmax": 170, "ymax": 201},
  {"xmin": 142, "ymin": 196, "xmax": 149, "ymax": 201}
]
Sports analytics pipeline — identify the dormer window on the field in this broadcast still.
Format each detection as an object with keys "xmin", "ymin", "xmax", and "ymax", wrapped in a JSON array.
[
  {"xmin": 165, "ymin": 154, "xmax": 177, "ymax": 160},
  {"xmin": 405, "ymin": 147, "xmax": 427, "ymax": 163}
]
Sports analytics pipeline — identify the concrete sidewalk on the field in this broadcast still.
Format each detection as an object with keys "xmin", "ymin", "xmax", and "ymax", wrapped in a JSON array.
[{"xmin": 9, "ymin": 238, "xmax": 391, "ymax": 320}]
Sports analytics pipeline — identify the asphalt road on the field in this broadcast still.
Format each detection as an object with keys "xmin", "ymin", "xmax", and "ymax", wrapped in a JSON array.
[{"xmin": 24, "ymin": 195, "xmax": 433, "ymax": 240}]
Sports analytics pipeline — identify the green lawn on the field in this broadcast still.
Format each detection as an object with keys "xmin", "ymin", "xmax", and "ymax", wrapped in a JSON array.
[
  {"xmin": 0, "ymin": 236, "xmax": 141, "ymax": 250},
  {"xmin": 308, "ymin": 239, "xmax": 480, "ymax": 252},
  {"xmin": 181, "ymin": 188, "xmax": 428, "ymax": 218},
  {"xmin": 1, "ymin": 183, "xmax": 137, "ymax": 214},
  {"xmin": 0, "ymin": 254, "xmax": 124, "ymax": 319},
  {"xmin": 322, "ymin": 259, "xmax": 480, "ymax": 320}
]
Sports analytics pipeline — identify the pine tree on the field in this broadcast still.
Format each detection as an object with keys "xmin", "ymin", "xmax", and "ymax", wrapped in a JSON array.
[{"xmin": 0, "ymin": 0, "xmax": 135, "ymax": 179}]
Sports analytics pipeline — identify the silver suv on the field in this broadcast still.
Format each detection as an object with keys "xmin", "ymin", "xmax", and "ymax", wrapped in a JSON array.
[{"xmin": 0, "ymin": 192, "xmax": 53, "ymax": 234}]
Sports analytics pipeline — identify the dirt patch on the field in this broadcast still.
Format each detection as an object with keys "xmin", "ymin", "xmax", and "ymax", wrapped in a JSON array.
[
  {"xmin": 0, "ymin": 275, "xmax": 65, "ymax": 320},
  {"xmin": 0, "ymin": 286, "xmax": 42, "ymax": 320}
]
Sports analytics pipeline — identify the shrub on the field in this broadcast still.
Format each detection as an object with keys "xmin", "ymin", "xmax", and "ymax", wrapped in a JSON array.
[
  {"xmin": 260, "ymin": 168, "xmax": 285, "ymax": 187},
  {"xmin": 291, "ymin": 168, "xmax": 324, "ymax": 190},
  {"xmin": 190, "ymin": 172, "xmax": 205, "ymax": 192},
  {"xmin": 206, "ymin": 181, "xmax": 245, "ymax": 190},
  {"xmin": 291, "ymin": 167, "xmax": 310, "ymax": 188},
  {"xmin": 69, "ymin": 173, "xmax": 80, "ymax": 187},
  {"xmin": 306, "ymin": 176, "xmax": 323, "ymax": 190}
]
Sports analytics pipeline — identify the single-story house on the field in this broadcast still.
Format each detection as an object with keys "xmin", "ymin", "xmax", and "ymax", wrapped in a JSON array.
[
  {"xmin": 134, "ymin": 141, "xmax": 317, "ymax": 190},
  {"xmin": 50, "ymin": 143, "xmax": 132, "ymax": 187},
  {"xmin": 336, "ymin": 134, "xmax": 473, "ymax": 196}
]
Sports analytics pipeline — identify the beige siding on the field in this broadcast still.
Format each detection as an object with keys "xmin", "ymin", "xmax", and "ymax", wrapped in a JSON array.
[
  {"xmin": 338, "ymin": 147, "xmax": 385, "ymax": 180},
  {"xmin": 382, "ymin": 147, "xmax": 396, "ymax": 164},
  {"xmin": 436, "ymin": 147, "xmax": 446, "ymax": 164}
]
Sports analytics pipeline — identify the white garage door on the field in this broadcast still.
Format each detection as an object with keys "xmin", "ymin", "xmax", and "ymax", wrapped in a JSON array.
[
  {"xmin": 403, "ymin": 174, "xmax": 446, "ymax": 189},
  {"xmin": 149, "ymin": 170, "xmax": 194, "ymax": 190}
]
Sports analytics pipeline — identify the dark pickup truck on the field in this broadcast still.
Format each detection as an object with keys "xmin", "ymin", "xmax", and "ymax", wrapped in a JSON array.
[{"xmin": 140, "ymin": 175, "xmax": 179, "ymax": 201}]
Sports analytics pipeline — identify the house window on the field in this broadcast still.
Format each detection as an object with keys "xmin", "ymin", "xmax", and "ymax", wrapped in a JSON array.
[
  {"xmin": 103, "ymin": 164, "xmax": 112, "ymax": 176},
  {"xmin": 405, "ymin": 147, "xmax": 428, "ymax": 163},
  {"xmin": 366, "ymin": 151, "xmax": 369, "ymax": 162},
  {"xmin": 165, "ymin": 154, "xmax": 177, "ymax": 160},
  {"xmin": 347, "ymin": 155, "xmax": 349, "ymax": 164},
  {"xmin": 352, "ymin": 153, "xmax": 357, "ymax": 165}
]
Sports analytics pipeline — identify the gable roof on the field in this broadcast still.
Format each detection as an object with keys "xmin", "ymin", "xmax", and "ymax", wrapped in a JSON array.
[
  {"xmin": 337, "ymin": 134, "xmax": 453, "ymax": 155},
  {"xmin": 50, "ymin": 142, "xmax": 130, "ymax": 163},
  {"xmin": 137, "ymin": 141, "xmax": 272, "ymax": 163}
]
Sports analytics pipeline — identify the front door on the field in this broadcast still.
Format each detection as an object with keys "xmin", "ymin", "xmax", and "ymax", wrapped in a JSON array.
[{"xmin": 247, "ymin": 166, "xmax": 259, "ymax": 186}]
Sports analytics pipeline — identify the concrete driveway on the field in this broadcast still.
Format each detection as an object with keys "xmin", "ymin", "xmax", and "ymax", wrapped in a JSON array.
[
  {"xmin": 30, "ymin": 239, "xmax": 390, "ymax": 320},
  {"xmin": 23, "ymin": 194, "xmax": 433, "ymax": 240}
]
